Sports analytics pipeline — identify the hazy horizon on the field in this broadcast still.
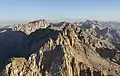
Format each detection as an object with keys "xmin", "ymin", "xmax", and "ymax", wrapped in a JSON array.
[{"xmin": 1, "ymin": 0, "xmax": 120, "ymax": 25}]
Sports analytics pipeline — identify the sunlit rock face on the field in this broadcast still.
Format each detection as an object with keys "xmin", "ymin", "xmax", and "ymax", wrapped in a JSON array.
[
  {"xmin": 1, "ymin": 20, "xmax": 120, "ymax": 76},
  {"xmin": 13, "ymin": 19, "xmax": 49, "ymax": 34}
]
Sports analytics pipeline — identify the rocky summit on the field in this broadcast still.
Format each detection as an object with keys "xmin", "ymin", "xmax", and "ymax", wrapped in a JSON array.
[{"xmin": 1, "ymin": 20, "xmax": 120, "ymax": 76}]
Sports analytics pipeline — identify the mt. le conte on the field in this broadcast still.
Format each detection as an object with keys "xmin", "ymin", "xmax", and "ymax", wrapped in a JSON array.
[{"xmin": 0, "ymin": 19, "xmax": 120, "ymax": 76}]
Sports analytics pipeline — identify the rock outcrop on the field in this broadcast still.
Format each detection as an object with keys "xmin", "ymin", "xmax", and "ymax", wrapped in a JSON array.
[
  {"xmin": 2, "ymin": 21, "xmax": 120, "ymax": 76},
  {"xmin": 12, "ymin": 19, "xmax": 49, "ymax": 34}
]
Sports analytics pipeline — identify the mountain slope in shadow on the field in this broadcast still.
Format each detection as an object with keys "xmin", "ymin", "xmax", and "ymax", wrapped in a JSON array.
[{"xmin": 0, "ymin": 28, "xmax": 60, "ymax": 71}]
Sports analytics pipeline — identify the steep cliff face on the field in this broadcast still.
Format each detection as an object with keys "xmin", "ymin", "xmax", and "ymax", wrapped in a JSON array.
[{"xmin": 2, "ymin": 23, "xmax": 120, "ymax": 76}]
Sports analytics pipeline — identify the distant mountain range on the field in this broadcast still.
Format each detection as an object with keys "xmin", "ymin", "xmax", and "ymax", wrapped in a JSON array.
[
  {"xmin": 1, "ymin": 20, "xmax": 120, "ymax": 28},
  {"xmin": 1, "ymin": 19, "xmax": 120, "ymax": 76}
]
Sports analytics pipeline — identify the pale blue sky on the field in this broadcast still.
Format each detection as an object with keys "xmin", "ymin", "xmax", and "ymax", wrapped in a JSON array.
[{"xmin": 0, "ymin": 0, "xmax": 120, "ymax": 24}]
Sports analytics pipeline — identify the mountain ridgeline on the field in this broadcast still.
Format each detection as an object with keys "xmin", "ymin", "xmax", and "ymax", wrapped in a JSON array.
[{"xmin": 0, "ymin": 19, "xmax": 120, "ymax": 76}]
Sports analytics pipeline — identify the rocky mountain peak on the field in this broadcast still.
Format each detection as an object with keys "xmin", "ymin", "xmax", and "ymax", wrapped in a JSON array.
[
  {"xmin": 1, "ymin": 20, "xmax": 120, "ymax": 76},
  {"xmin": 12, "ymin": 19, "xmax": 49, "ymax": 34}
]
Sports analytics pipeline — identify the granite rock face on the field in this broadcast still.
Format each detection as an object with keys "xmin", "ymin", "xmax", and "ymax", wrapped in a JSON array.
[
  {"xmin": 1, "ymin": 20, "xmax": 120, "ymax": 76},
  {"xmin": 13, "ymin": 19, "xmax": 49, "ymax": 34}
]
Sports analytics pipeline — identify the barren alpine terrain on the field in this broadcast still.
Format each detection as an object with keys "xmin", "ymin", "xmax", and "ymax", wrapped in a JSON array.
[{"xmin": 0, "ymin": 19, "xmax": 120, "ymax": 76}]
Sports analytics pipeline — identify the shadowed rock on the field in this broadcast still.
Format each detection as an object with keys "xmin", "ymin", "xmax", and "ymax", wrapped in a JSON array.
[{"xmin": 1, "ymin": 20, "xmax": 120, "ymax": 76}]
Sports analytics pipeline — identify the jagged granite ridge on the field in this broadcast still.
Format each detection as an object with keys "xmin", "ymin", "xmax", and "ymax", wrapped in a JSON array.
[
  {"xmin": 12, "ymin": 19, "xmax": 49, "ymax": 34},
  {"xmin": 2, "ymin": 22, "xmax": 120, "ymax": 76}
]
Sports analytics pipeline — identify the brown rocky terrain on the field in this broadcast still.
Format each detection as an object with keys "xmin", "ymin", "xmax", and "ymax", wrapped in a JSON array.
[{"xmin": 1, "ymin": 20, "xmax": 120, "ymax": 76}]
